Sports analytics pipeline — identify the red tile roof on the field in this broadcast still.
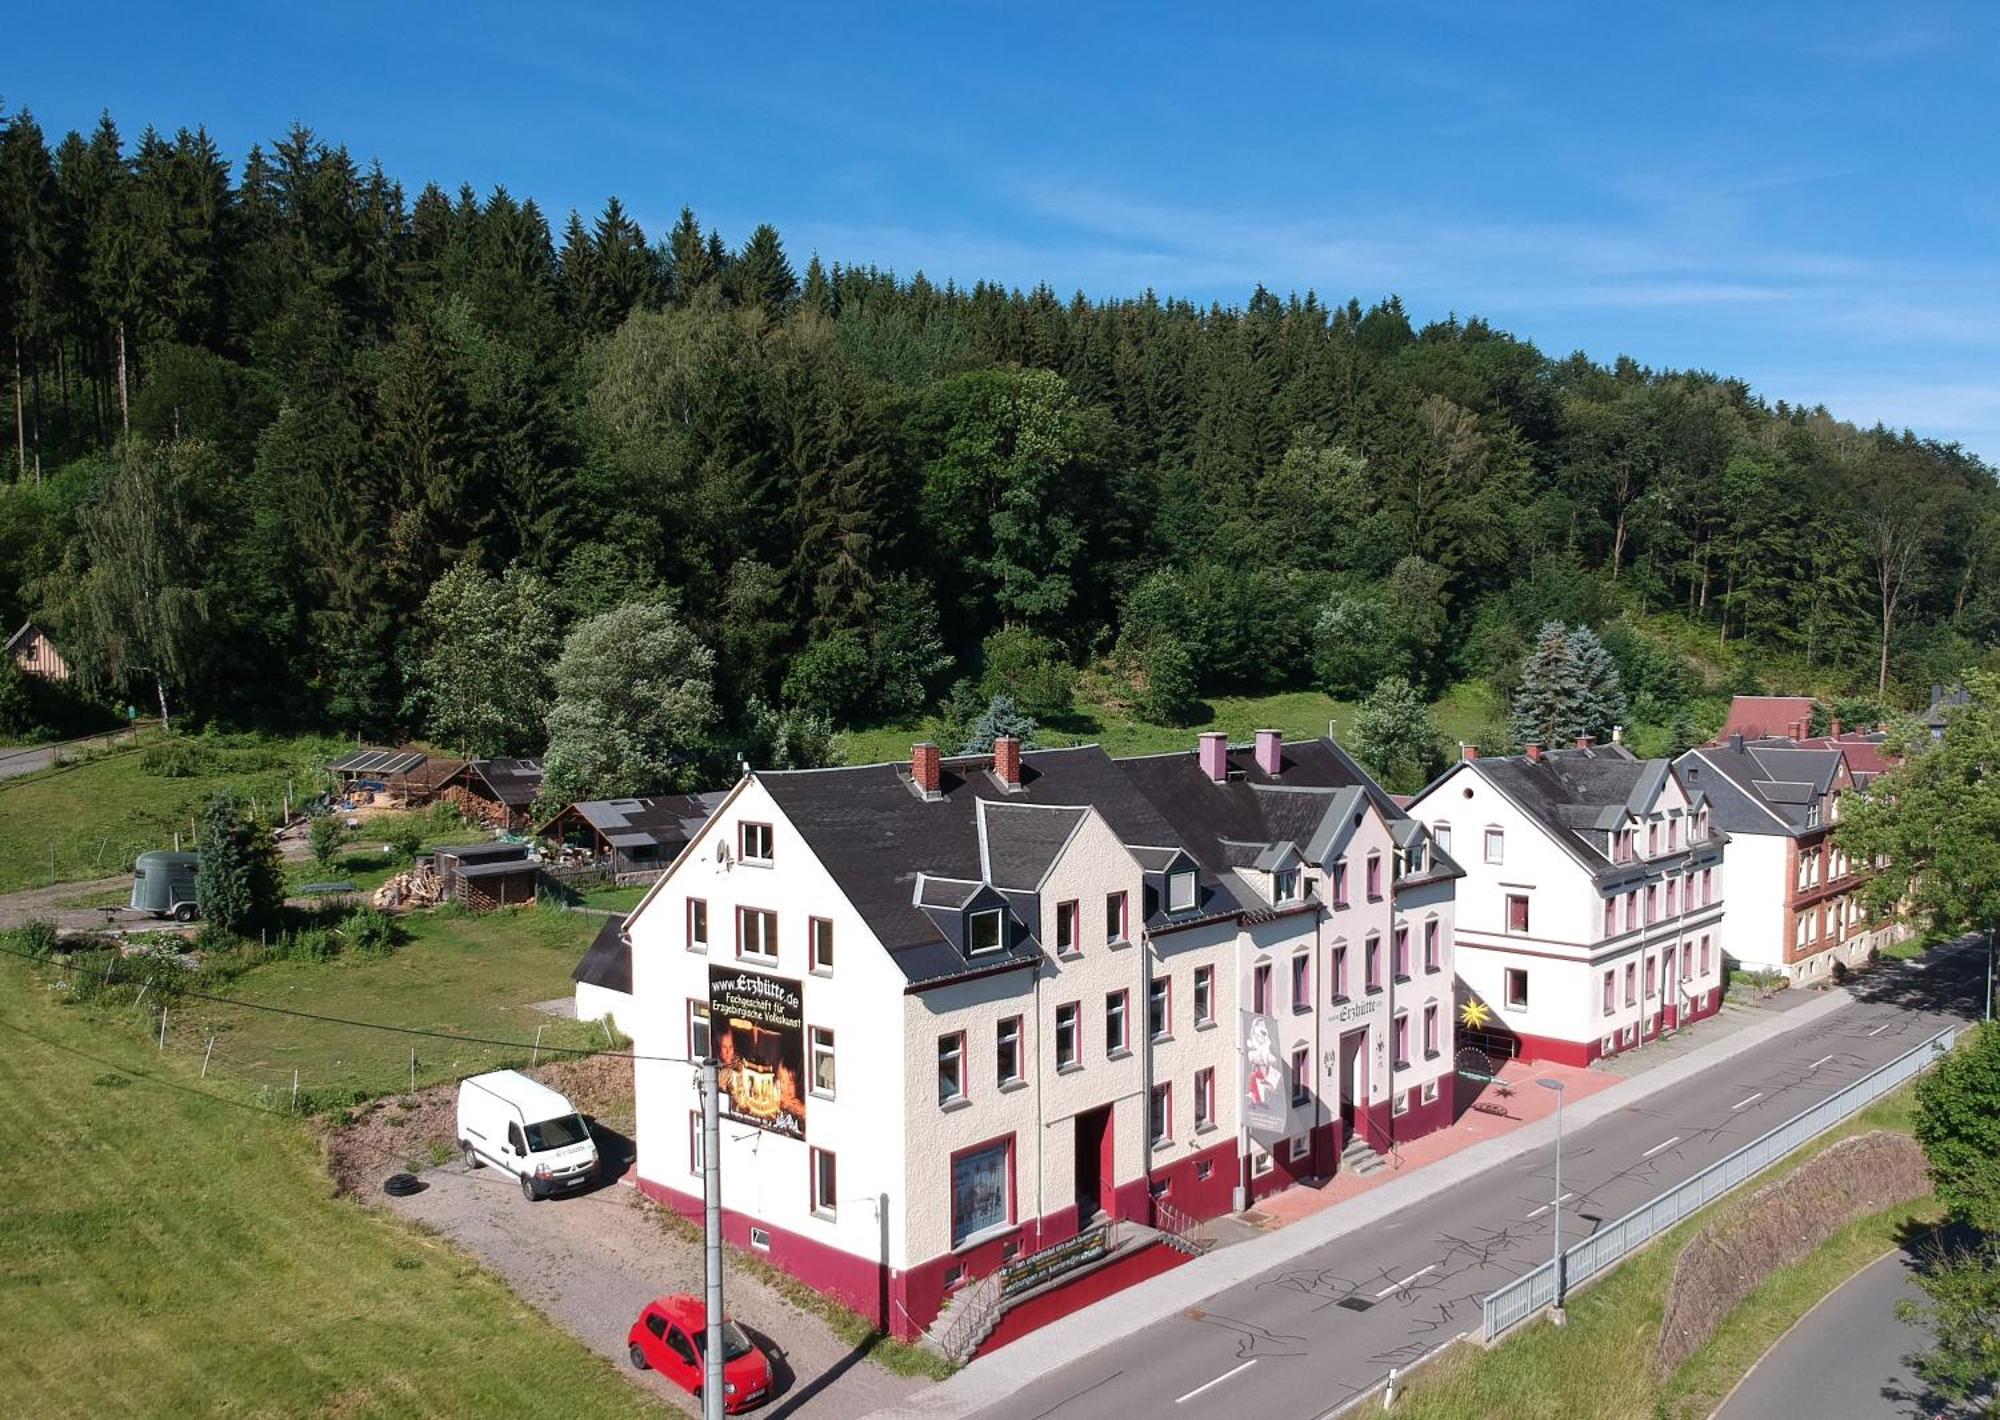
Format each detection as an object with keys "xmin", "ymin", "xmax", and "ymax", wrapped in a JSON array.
[{"xmin": 1715, "ymin": 695, "xmax": 1817, "ymax": 743}]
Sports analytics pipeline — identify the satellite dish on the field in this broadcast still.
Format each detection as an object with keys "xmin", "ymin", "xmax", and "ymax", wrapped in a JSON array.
[{"xmin": 715, "ymin": 840, "xmax": 733, "ymax": 870}]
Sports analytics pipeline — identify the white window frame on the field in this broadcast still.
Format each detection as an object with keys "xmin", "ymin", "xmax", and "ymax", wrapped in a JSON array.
[
  {"xmin": 739, "ymin": 821, "xmax": 774, "ymax": 864},
  {"xmin": 1193, "ymin": 964, "xmax": 1214, "ymax": 1027},
  {"xmin": 809, "ymin": 1025, "xmax": 836, "ymax": 1099},
  {"xmin": 1168, "ymin": 870, "xmax": 1197, "ymax": 913},
  {"xmin": 996, "ymin": 1015, "xmax": 1023, "ymax": 1086},
  {"xmin": 737, "ymin": 905, "xmax": 778, "ymax": 961},
  {"xmin": 808, "ymin": 915, "xmax": 834, "ymax": 974},
  {"xmin": 1484, "ymin": 827, "xmax": 1505, "ymax": 865},
  {"xmin": 1504, "ymin": 966, "xmax": 1529, "ymax": 1011},
  {"xmin": 809, "ymin": 1147, "xmax": 836, "ymax": 1218},
  {"xmin": 969, "ymin": 908, "xmax": 1003, "ymax": 955},
  {"xmin": 938, "ymin": 1033, "xmax": 966, "ymax": 1106},
  {"xmin": 1054, "ymin": 1002, "xmax": 1080, "ymax": 1070}
]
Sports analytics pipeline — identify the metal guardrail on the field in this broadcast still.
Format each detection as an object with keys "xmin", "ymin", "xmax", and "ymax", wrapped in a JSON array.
[{"xmin": 1480, "ymin": 1025, "xmax": 1959, "ymax": 1341}]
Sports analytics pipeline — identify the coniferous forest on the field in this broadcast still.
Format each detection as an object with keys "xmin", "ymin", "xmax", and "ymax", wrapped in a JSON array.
[{"xmin": 2, "ymin": 109, "xmax": 1995, "ymax": 768}]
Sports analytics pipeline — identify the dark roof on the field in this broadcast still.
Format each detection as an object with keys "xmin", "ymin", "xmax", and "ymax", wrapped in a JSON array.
[
  {"xmin": 436, "ymin": 840, "xmax": 530, "ymax": 866},
  {"xmin": 329, "ymin": 748, "xmax": 427, "ymax": 777},
  {"xmin": 1677, "ymin": 740, "xmax": 1843, "ymax": 836},
  {"xmin": 1115, "ymin": 739, "xmax": 1462, "ymax": 904},
  {"xmin": 541, "ymin": 792, "xmax": 727, "ymax": 854},
  {"xmin": 572, "ymin": 915, "xmax": 631, "ymax": 994},
  {"xmin": 757, "ymin": 745, "xmax": 1214, "ymax": 986},
  {"xmin": 1463, "ymin": 744, "xmax": 1704, "ymax": 873},
  {"xmin": 455, "ymin": 857, "xmax": 541, "ymax": 880},
  {"xmin": 4, "ymin": 620, "xmax": 47, "ymax": 654},
  {"xmin": 460, "ymin": 758, "xmax": 544, "ymax": 807},
  {"xmin": 981, "ymin": 801, "xmax": 1088, "ymax": 889}
]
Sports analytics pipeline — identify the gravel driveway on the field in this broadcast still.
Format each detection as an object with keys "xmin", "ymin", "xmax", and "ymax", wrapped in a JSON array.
[{"xmin": 385, "ymin": 1154, "xmax": 925, "ymax": 1418}]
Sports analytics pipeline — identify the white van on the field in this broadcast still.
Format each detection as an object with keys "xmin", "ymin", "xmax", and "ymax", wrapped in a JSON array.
[{"xmin": 456, "ymin": 1070, "xmax": 600, "ymax": 1200}]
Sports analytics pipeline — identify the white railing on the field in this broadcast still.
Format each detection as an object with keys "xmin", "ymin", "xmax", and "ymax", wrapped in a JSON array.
[{"xmin": 1481, "ymin": 1025, "xmax": 1958, "ymax": 1341}]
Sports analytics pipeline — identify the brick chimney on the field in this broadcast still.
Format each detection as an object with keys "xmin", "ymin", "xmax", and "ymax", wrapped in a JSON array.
[
  {"xmin": 994, "ymin": 735, "xmax": 1021, "ymax": 790},
  {"xmin": 1460, "ymin": 743, "xmax": 1479, "ymax": 761},
  {"xmin": 1525, "ymin": 740, "xmax": 1543, "ymax": 763},
  {"xmin": 1254, "ymin": 728, "xmax": 1283, "ymax": 776},
  {"xmin": 1576, "ymin": 733, "xmax": 1595, "ymax": 749},
  {"xmin": 911, "ymin": 742, "xmax": 941, "ymax": 798},
  {"xmin": 1198, "ymin": 732, "xmax": 1229, "ymax": 784}
]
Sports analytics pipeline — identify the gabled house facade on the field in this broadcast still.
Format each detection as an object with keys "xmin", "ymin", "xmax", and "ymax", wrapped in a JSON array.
[
  {"xmin": 623, "ymin": 732, "xmax": 1458, "ymax": 1340},
  {"xmin": 5, "ymin": 620, "xmax": 70, "ymax": 683},
  {"xmin": 1675, "ymin": 736, "xmax": 1891, "ymax": 984},
  {"xmin": 1408, "ymin": 739, "xmax": 1727, "ymax": 1067}
]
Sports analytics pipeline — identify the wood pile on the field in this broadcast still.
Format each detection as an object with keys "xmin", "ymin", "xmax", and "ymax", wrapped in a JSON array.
[
  {"xmin": 371, "ymin": 860, "xmax": 442, "ymax": 910},
  {"xmin": 434, "ymin": 784, "xmax": 510, "ymax": 829}
]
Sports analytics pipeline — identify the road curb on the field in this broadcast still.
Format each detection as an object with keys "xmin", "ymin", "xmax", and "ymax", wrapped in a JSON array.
[{"xmin": 861, "ymin": 988, "xmax": 1858, "ymax": 1420}]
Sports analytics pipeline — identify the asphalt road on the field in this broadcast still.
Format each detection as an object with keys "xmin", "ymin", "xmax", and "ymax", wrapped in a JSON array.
[
  {"xmin": 968, "ymin": 946, "xmax": 1988, "ymax": 1420},
  {"xmin": 1716, "ymin": 1247, "xmax": 1939, "ymax": 1420}
]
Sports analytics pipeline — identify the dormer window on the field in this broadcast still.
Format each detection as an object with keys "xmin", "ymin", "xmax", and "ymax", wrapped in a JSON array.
[
  {"xmin": 1168, "ymin": 870, "xmax": 1197, "ymax": 913},
  {"xmin": 1273, "ymin": 868, "xmax": 1300, "ymax": 904},
  {"xmin": 969, "ymin": 908, "xmax": 1003, "ymax": 955},
  {"xmin": 1406, "ymin": 842, "xmax": 1426, "ymax": 875},
  {"xmin": 1806, "ymin": 802, "xmax": 1821, "ymax": 828}
]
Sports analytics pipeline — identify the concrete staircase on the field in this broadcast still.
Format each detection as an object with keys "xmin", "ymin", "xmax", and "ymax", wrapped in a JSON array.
[{"xmin": 1341, "ymin": 1132, "xmax": 1389, "ymax": 1177}]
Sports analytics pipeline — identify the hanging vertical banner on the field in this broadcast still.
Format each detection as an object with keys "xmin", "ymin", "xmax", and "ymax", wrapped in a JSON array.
[
  {"xmin": 709, "ymin": 966, "xmax": 807, "ymax": 1139},
  {"xmin": 1242, "ymin": 1010, "xmax": 1288, "ymax": 1138}
]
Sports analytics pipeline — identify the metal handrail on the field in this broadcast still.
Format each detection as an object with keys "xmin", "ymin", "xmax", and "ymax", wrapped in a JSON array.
[{"xmin": 1479, "ymin": 1025, "xmax": 1957, "ymax": 1341}]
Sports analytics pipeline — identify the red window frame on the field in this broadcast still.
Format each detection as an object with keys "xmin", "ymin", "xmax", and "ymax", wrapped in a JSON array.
[
  {"xmin": 1423, "ymin": 1002, "xmax": 1439, "ymax": 1056},
  {"xmin": 1106, "ymin": 891, "xmax": 1128, "ymax": 943},
  {"xmin": 1290, "ymin": 1045, "xmax": 1311, "ymax": 1105},
  {"xmin": 1393, "ymin": 925, "xmax": 1410, "ymax": 979},
  {"xmin": 1392, "ymin": 1013, "xmax": 1409, "ymax": 1068},
  {"xmin": 1424, "ymin": 919, "xmax": 1440, "ymax": 972},
  {"xmin": 1506, "ymin": 894, "xmax": 1530, "ymax": 934},
  {"xmin": 1330, "ymin": 943, "xmax": 1349, "ymax": 1000},
  {"xmin": 1252, "ymin": 962, "xmax": 1272, "ymax": 1015},
  {"xmin": 1365, "ymin": 935, "xmax": 1382, "ymax": 992},
  {"xmin": 1290, "ymin": 953, "xmax": 1311, "ymax": 1011}
]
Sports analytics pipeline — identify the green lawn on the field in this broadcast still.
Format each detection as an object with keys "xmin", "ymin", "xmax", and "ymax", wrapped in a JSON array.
[
  {"xmin": 185, "ymin": 906, "xmax": 608, "ymax": 1102},
  {"xmin": 1388, "ymin": 1086, "xmax": 1936, "ymax": 1420},
  {"xmin": 0, "ymin": 952, "xmax": 655, "ymax": 1420},
  {"xmin": 579, "ymin": 883, "xmax": 652, "ymax": 913},
  {"xmin": 838, "ymin": 681, "xmax": 1506, "ymax": 767},
  {"xmin": 285, "ymin": 811, "xmax": 494, "ymax": 895},
  {"xmin": 0, "ymin": 729, "xmax": 341, "ymax": 893}
]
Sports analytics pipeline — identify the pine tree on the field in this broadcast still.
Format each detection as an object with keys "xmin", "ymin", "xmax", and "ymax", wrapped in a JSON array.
[
  {"xmin": 665, "ymin": 206, "xmax": 712, "ymax": 303},
  {"xmin": 731, "ymin": 223, "xmax": 797, "ymax": 314},
  {"xmin": 961, "ymin": 694, "xmax": 1038, "ymax": 754},
  {"xmin": 1509, "ymin": 621, "xmax": 1627, "ymax": 748},
  {"xmin": 194, "ymin": 792, "xmax": 283, "ymax": 936}
]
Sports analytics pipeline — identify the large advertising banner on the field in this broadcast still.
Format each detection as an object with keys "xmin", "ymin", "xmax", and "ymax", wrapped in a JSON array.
[
  {"xmin": 1242, "ymin": 1009, "xmax": 1288, "ymax": 1139},
  {"xmin": 708, "ymin": 966, "xmax": 807, "ymax": 1140}
]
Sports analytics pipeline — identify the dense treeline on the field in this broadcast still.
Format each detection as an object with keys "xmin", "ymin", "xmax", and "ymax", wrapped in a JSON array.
[{"xmin": 2, "ymin": 107, "xmax": 1995, "ymax": 755}]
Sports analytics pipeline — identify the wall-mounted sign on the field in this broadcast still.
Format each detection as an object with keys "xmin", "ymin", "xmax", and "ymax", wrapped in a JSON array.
[
  {"xmin": 1331, "ymin": 994, "xmax": 1382, "ymax": 1025},
  {"xmin": 1243, "ymin": 1010, "xmax": 1287, "ymax": 1138},
  {"xmin": 709, "ymin": 966, "xmax": 806, "ymax": 1140},
  {"xmin": 1000, "ymin": 1223, "xmax": 1109, "ymax": 1298}
]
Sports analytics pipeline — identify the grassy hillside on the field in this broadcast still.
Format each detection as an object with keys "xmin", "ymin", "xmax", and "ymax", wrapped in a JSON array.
[
  {"xmin": 838, "ymin": 682, "xmax": 1508, "ymax": 768},
  {"xmin": 0, "ymin": 731, "xmax": 340, "ymax": 893},
  {"xmin": 0, "ymin": 950, "xmax": 654, "ymax": 1420}
]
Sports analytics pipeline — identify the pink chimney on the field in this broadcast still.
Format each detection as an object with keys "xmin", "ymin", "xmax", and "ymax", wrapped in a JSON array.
[
  {"xmin": 1254, "ymin": 728, "xmax": 1283, "ymax": 777},
  {"xmin": 1525, "ymin": 741, "xmax": 1543, "ymax": 763},
  {"xmin": 1461, "ymin": 743, "xmax": 1479, "ymax": 761},
  {"xmin": 1576, "ymin": 734, "xmax": 1595, "ymax": 749},
  {"xmin": 1198, "ymin": 732, "xmax": 1229, "ymax": 784}
]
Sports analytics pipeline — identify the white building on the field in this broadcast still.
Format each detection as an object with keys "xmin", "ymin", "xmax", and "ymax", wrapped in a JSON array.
[
  {"xmin": 621, "ymin": 732, "xmax": 1457, "ymax": 1339},
  {"xmin": 1408, "ymin": 738, "xmax": 1726, "ymax": 1067}
]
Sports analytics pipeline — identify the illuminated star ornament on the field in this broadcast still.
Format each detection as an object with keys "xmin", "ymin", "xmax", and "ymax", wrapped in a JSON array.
[{"xmin": 1459, "ymin": 999, "xmax": 1492, "ymax": 1030}]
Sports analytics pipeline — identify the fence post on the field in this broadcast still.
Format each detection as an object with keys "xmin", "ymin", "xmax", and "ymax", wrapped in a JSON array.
[
  {"xmin": 291, "ymin": 1069, "xmax": 299, "ymax": 1113},
  {"xmin": 158, "ymin": 1006, "xmax": 167, "ymax": 1051},
  {"xmin": 410, "ymin": 1047, "xmax": 417, "ymax": 1094},
  {"xmin": 1383, "ymin": 1367, "xmax": 1398, "ymax": 1408},
  {"xmin": 201, "ymin": 1035, "xmax": 215, "ymax": 1078},
  {"xmin": 532, "ymin": 1023, "xmax": 544, "ymax": 1066}
]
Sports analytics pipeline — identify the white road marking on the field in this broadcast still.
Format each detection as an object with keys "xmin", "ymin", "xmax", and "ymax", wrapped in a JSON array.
[
  {"xmin": 1641, "ymin": 1135, "xmax": 1681, "ymax": 1158},
  {"xmin": 1809, "ymin": 1054, "xmax": 1835, "ymax": 1070},
  {"xmin": 1176, "ymin": 1358, "xmax": 1257, "ymax": 1403},
  {"xmin": 1731, "ymin": 1091, "xmax": 1764, "ymax": 1110},
  {"xmin": 1867, "ymin": 1023, "xmax": 1891, "ymax": 1037},
  {"xmin": 1375, "ymin": 1264, "xmax": 1438, "ymax": 1297},
  {"xmin": 1523, "ymin": 1192, "xmax": 1575, "ymax": 1220}
]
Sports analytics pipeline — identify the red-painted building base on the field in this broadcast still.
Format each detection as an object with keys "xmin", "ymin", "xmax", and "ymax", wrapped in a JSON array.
[
  {"xmin": 1494, "ymin": 986, "xmax": 1726, "ymax": 1067},
  {"xmin": 633, "ymin": 1071, "xmax": 1463, "ymax": 1344}
]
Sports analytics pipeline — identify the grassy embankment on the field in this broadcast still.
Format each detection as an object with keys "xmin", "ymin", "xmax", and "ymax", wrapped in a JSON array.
[
  {"xmin": 1387, "ymin": 1084, "xmax": 1940, "ymax": 1420},
  {"xmin": 839, "ymin": 682, "xmax": 1508, "ymax": 767},
  {"xmin": 172, "ymin": 905, "xmax": 609, "ymax": 1104},
  {"xmin": 0, "ymin": 943, "xmax": 655, "ymax": 1420},
  {"xmin": 0, "ymin": 730, "xmax": 339, "ymax": 893}
]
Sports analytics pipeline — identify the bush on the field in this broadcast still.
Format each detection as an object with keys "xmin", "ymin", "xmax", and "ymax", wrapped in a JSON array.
[
  {"xmin": 269, "ymin": 927, "xmax": 338, "ymax": 964},
  {"xmin": 427, "ymin": 799, "xmax": 466, "ymax": 832},
  {"xmin": 979, "ymin": 627, "xmax": 1075, "ymax": 720},
  {"xmin": 780, "ymin": 629, "xmax": 875, "ymax": 724},
  {"xmin": 1137, "ymin": 638, "xmax": 1201, "ymax": 726},
  {"xmin": 139, "ymin": 736, "xmax": 215, "ymax": 778},
  {"xmin": 307, "ymin": 816, "xmax": 345, "ymax": 871},
  {"xmin": 381, "ymin": 821, "xmax": 425, "ymax": 864},
  {"xmin": 343, "ymin": 908, "xmax": 404, "ymax": 958},
  {"xmin": 9, "ymin": 917, "xmax": 60, "ymax": 960}
]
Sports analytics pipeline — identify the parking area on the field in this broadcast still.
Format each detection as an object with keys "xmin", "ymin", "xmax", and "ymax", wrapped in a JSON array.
[{"xmin": 385, "ymin": 1156, "xmax": 924, "ymax": 1418}]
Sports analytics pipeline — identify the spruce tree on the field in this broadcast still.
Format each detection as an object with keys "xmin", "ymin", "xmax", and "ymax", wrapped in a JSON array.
[
  {"xmin": 194, "ymin": 793, "xmax": 283, "ymax": 937},
  {"xmin": 732, "ymin": 223, "xmax": 797, "ymax": 314},
  {"xmin": 1509, "ymin": 621, "xmax": 1628, "ymax": 749}
]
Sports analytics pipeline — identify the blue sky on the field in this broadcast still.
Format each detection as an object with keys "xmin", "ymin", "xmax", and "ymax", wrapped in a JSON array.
[{"xmin": 13, "ymin": 2, "xmax": 2000, "ymax": 458}]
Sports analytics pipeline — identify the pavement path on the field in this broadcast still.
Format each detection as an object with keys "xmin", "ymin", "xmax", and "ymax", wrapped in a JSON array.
[
  {"xmin": 1716, "ymin": 1247, "xmax": 1943, "ymax": 1420},
  {"xmin": 0, "ymin": 724, "xmax": 145, "ymax": 781},
  {"xmin": 386, "ymin": 1148, "xmax": 924, "ymax": 1419},
  {"xmin": 870, "ymin": 942, "xmax": 1987, "ymax": 1420}
]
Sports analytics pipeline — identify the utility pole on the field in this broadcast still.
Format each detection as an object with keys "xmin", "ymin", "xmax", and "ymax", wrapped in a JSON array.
[
  {"xmin": 700, "ymin": 1057, "xmax": 725, "ymax": 1420},
  {"xmin": 1537, "ymin": 1077, "xmax": 1566, "ymax": 1324}
]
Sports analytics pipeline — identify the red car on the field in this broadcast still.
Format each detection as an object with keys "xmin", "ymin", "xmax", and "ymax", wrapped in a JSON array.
[{"xmin": 627, "ymin": 1294, "xmax": 773, "ymax": 1412}]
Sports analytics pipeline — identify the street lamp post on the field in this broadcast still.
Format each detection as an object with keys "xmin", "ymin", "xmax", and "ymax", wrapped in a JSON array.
[{"xmin": 1536, "ymin": 1077, "xmax": 1567, "ymax": 1325}]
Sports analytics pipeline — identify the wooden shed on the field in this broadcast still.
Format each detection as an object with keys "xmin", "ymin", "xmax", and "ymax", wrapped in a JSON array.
[
  {"xmin": 436, "ymin": 758, "xmax": 545, "ymax": 829},
  {"xmin": 433, "ymin": 841, "xmax": 540, "ymax": 910},
  {"xmin": 6, "ymin": 621, "xmax": 71, "ymax": 683},
  {"xmin": 536, "ymin": 791, "xmax": 726, "ymax": 884}
]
